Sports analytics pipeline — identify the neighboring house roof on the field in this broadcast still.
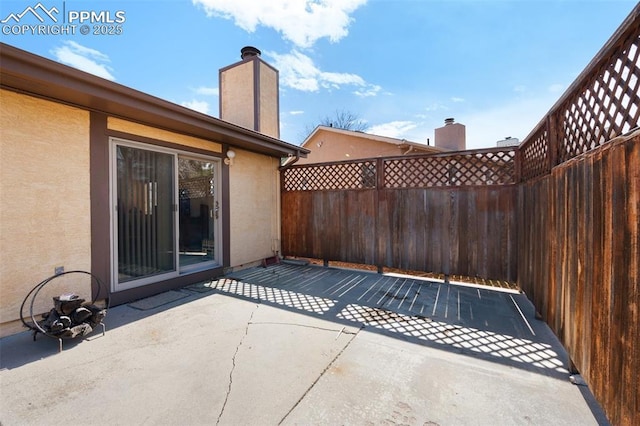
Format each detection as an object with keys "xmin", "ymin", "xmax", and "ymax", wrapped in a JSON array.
[
  {"xmin": 0, "ymin": 43, "xmax": 309, "ymax": 159},
  {"xmin": 300, "ymin": 125, "xmax": 444, "ymax": 164},
  {"xmin": 303, "ymin": 126, "xmax": 443, "ymax": 151}
]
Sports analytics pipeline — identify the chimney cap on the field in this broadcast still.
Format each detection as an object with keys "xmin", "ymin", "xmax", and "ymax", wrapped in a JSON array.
[
  {"xmin": 444, "ymin": 117, "xmax": 455, "ymax": 125},
  {"xmin": 241, "ymin": 46, "xmax": 261, "ymax": 59}
]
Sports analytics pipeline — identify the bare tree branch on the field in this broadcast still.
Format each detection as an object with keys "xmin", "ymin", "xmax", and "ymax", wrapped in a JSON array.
[{"xmin": 299, "ymin": 109, "xmax": 368, "ymax": 143}]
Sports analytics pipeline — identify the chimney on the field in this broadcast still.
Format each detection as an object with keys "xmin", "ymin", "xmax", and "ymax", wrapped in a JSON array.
[
  {"xmin": 240, "ymin": 46, "xmax": 261, "ymax": 60},
  {"xmin": 219, "ymin": 46, "xmax": 280, "ymax": 139},
  {"xmin": 497, "ymin": 136, "xmax": 520, "ymax": 147},
  {"xmin": 434, "ymin": 118, "xmax": 466, "ymax": 151}
]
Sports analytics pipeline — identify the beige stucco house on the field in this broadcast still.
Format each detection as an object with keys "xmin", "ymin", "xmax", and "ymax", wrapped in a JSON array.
[
  {"xmin": 0, "ymin": 43, "xmax": 308, "ymax": 337},
  {"xmin": 299, "ymin": 126, "xmax": 444, "ymax": 164}
]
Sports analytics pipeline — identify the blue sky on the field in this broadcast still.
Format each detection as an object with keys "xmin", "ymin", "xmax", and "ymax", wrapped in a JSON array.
[{"xmin": 1, "ymin": 0, "xmax": 636, "ymax": 148}]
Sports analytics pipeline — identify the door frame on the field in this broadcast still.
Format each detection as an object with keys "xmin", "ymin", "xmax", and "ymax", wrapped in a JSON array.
[
  {"xmin": 108, "ymin": 137, "xmax": 222, "ymax": 292},
  {"xmin": 177, "ymin": 153, "xmax": 222, "ymax": 274}
]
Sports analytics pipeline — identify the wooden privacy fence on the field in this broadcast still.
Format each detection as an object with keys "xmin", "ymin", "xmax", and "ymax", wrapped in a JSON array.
[
  {"xmin": 282, "ymin": 5, "xmax": 639, "ymax": 425},
  {"xmin": 281, "ymin": 148, "xmax": 518, "ymax": 282},
  {"xmin": 519, "ymin": 134, "xmax": 638, "ymax": 426},
  {"xmin": 516, "ymin": 6, "xmax": 639, "ymax": 426}
]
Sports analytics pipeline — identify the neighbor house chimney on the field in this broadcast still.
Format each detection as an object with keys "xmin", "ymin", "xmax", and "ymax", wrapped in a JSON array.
[
  {"xmin": 219, "ymin": 46, "xmax": 280, "ymax": 138},
  {"xmin": 434, "ymin": 118, "xmax": 466, "ymax": 151},
  {"xmin": 496, "ymin": 136, "xmax": 520, "ymax": 147}
]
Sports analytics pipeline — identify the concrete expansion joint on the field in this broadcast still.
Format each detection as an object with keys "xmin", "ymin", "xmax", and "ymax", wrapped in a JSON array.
[
  {"xmin": 216, "ymin": 303, "xmax": 260, "ymax": 425},
  {"xmin": 278, "ymin": 324, "xmax": 364, "ymax": 425}
]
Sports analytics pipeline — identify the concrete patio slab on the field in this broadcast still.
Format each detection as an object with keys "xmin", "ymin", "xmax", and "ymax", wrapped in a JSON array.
[
  {"xmin": 0, "ymin": 264, "xmax": 607, "ymax": 425},
  {"xmin": 282, "ymin": 330, "xmax": 598, "ymax": 425}
]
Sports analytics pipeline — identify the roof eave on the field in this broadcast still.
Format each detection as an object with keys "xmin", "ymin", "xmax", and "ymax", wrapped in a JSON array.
[
  {"xmin": 0, "ymin": 43, "xmax": 308, "ymax": 159},
  {"xmin": 398, "ymin": 142, "xmax": 444, "ymax": 152}
]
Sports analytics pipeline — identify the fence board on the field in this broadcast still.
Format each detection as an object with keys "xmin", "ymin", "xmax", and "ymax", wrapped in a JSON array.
[
  {"xmin": 282, "ymin": 189, "xmax": 377, "ymax": 265},
  {"xmin": 518, "ymin": 135, "xmax": 639, "ymax": 425},
  {"xmin": 621, "ymin": 138, "xmax": 639, "ymax": 425},
  {"xmin": 283, "ymin": 183, "xmax": 517, "ymax": 283}
]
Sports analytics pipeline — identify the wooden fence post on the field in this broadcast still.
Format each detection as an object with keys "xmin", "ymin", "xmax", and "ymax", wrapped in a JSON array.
[
  {"xmin": 375, "ymin": 158, "xmax": 384, "ymax": 273},
  {"xmin": 514, "ymin": 147, "xmax": 522, "ymax": 183},
  {"xmin": 548, "ymin": 113, "xmax": 560, "ymax": 171}
]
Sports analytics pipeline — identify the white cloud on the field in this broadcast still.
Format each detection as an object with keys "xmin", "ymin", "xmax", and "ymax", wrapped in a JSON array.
[
  {"xmin": 514, "ymin": 85, "xmax": 527, "ymax": 93},
  {"xmin": 320, "ymin": 71, "xmax": 364, "ymax": 87},
  {"xmin": 181, "ymin": 100, "xmax": 210, "ymax": 114},
  {"xmin": 268, "ymin": 50, "xmax": 320, "ymax": 91},
  {"xmin": 267, "ymin": 49, "xmax": 378, "ymax": 95},
  {"xmin": 193, "ymin": 0, "xmax": 367, "ymax": 48},
  {"xmin": 367, "ymin": 120, "xmax": 418, "ymax": 139},
  {"xmin": 354, "ymin": 84, "xmax": 381, "ymax": 97},
  {"xmin": 289, "ymin": 110, "xmax": 305, "ymax": 115},
  {"xmin": 194, "ymin": 86, "xmax": 219, "ymax": 96},
  {"xmin": 451, "ymin": 97, "xmax": 465, "ymax": 103},
  {"xmin": 50, "ymin": 41, "xmax": 115, "ymax": 80}
]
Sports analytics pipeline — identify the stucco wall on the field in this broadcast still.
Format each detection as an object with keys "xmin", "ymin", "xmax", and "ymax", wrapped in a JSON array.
[
  {"xmin": 228, "ymin": 149, "xmax": 280, "ymax": 267},
  {"xmin": 220, "ymin": 60, "xmax": 255, "ymax": 132},
  {"xmin": 258, "ymin": 62, "xmax": 279, "ymax": 139},
  {"xmin": 0, "ymin": 90, "xmax": 91, "ymax": 337},
  {"xmin": 300, "ymin": 130, "xmax": 407, "ymax": 164},
  {"xmin": 108, "ymin": 117, "xmax": 222, "ymax": 153}
]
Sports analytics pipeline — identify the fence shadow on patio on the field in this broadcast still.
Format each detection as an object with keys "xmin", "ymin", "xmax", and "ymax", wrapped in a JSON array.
[{"xmin": 190, "ymin": 263, "xmax": 573, "ymax": 381}]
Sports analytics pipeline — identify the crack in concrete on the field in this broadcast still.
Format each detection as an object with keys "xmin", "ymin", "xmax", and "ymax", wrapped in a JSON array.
[
  {"xmin": 277, "ymin": 324, "xmax": 363, "ymax": 425},
  {"xmin": 216, "ymin": 303, "xmax": 260, "ymax": 426},
  {"xmin": 248, "ymin": 321, "xmax": 359, "ymax": 335}
]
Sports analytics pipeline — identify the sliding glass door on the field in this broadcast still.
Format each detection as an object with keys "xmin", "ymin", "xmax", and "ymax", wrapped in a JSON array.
[
  {"xmin": 178, "ymin": 157, "xmax": 218, "ymax": 271},
  {"xmin": 111, "ymin": 139, "xmax": 220, "ymax": 291},
  {"xmin": 115, "ymin": 145, "xmax": 175, "ymax": 284}
]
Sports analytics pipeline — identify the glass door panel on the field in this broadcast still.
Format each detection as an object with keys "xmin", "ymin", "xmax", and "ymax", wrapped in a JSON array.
[
  {"xmin": 116, "ymin": 145, "xmax": 175, "ymax": 283},
  {"xmin": 178, "ymin": 157, "xmax": 217, "ymax": 269}
]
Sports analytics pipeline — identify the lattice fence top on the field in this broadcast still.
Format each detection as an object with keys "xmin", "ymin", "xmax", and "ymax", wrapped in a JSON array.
[
  {"xmin": 520, "ymin": 9, "xmax": 640, "ymax": 177},
  {"xmin": 283, "ymin": 160, "xmax": 376, "ymax": 191},
  {"xmin": 282, "ymin": 150, "xmax": 516, "ymax": 191},
  {"xmin": 384, "ymin": 150, "xmax": 516, "ymax": 188},
  {"xmin": 520, "ymin": 125, "xmax": 549, "ymax": 181},
  {"xmin": 558, "ymin": 25, "xmax": 640, "ymax": 162}
]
